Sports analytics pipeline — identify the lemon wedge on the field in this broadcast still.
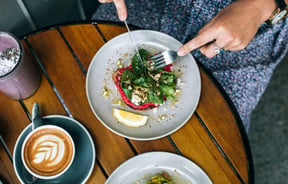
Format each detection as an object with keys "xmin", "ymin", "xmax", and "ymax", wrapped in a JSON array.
[{"xmin": 112, "ymin": 108, "xmax": 148, "ymax": 127}]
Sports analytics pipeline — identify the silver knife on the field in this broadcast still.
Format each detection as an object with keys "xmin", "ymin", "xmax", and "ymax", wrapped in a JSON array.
[{"xmin": 123, "ymin": 20, "xmax": 147, "ymax": 74}]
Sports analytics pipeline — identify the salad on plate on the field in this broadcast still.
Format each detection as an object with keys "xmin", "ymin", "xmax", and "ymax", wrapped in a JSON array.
[
  {"xmin": 112, "ymin": 49, "xmax": 178, "ymax": 110},
  {"xmin": 111, "ymin": 48, "xmax": 181, "ymax": 127}
]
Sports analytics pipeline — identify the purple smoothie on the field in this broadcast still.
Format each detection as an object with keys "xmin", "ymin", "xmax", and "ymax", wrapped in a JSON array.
[{"xmin": 0, "ymin": 32, "xmax": 41, "ymax": 100}]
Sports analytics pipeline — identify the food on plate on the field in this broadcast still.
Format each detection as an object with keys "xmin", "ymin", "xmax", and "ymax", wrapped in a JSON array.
[
  {"xmin": 112, "ymin": 49, "xmax": 177, "ymax": 110},
  {"xmin": 112, "ymin": 108, "xmax": 148, "ymax": 127},
  {"xmin": 146, "ymin": 172, "xmax": 173, "ymax": 184}
]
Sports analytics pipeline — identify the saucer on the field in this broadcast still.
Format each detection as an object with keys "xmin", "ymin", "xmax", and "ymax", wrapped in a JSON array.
[{"xmin": 13, "ymin": 115, "xmax": 96, "ymax": 184}]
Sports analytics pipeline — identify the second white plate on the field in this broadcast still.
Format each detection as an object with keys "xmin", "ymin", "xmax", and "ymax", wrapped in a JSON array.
[{"xmin": 106, "ymin": 152, "xmax": 212, "ymax": 184}]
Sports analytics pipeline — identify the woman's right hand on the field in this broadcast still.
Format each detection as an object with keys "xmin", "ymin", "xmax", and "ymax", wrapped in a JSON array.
[
  {"xmin": 177, "ymin": 0, "xmax": 277, "ymax": 58},
  {"xmin": 98, "ymin": 0, "xmax": 127, "ymax": 21}
]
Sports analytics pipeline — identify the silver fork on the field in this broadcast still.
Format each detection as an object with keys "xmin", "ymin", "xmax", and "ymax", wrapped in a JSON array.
[{"xmin": 149, "ymin": 50, "xmax": 178, "ymax": 70}]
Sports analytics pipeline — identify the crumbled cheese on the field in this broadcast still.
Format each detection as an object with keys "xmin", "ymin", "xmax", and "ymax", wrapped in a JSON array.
[
  {"xmin": 176, "ymin": 78, "xmax": 184, "ymax": 86},
  {"xmin": 116, "ymin": 58, "xmax": 123, "ymax": 69},
  {"xmin": 131, "ymin": 88, "xmax": 148, "ymax": 106}
]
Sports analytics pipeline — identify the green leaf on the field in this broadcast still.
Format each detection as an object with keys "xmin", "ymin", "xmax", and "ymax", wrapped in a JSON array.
[
  {"xmin": 134, "ymin": 77, "xmax": 155, "ymax": 88},
  {"xmin": 134, "ymin": 77, "xmax": 146, "ymax": 85},
  {"xmin": 148, "ymin": 90, "xmax": 164, "ymax": 104},
  {"xmin": 122, "ymin": 87, "xmax": 132, "ymax": 99},
  {"xmin": 160, "ymin": 85, "xmax": 175, "ymax": 99},
  {"xmin": 121, "ymin": 69, "xmax": 135, "ymax": 83},
  {"xmin": 160, "ymin": 71, "xmax": 175, "ymax": 82},
  {"xmin": 131, "ymin": 49, "xmax": 150, "ymax": 75}
]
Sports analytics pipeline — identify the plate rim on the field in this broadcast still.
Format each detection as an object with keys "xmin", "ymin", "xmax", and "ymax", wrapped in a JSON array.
[{"xmin": 86, "ymin": 30, "xmax": 201, "ymax": 140}]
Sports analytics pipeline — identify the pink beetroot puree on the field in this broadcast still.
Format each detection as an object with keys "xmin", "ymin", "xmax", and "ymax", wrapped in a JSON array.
[{"xmin": 113, "ymin": 64, "xmax": 172, "ymax": 109}]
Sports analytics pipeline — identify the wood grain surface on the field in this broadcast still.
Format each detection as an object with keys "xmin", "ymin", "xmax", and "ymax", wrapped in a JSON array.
[{"xmin": 0, "ymin": 23, "xmax": 253, "ymax": 184}]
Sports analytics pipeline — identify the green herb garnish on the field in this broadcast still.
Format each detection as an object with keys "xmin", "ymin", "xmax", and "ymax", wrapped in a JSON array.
[{"xmin": 120, "ymin": 49, "xmax": 177, "ymax": 106}]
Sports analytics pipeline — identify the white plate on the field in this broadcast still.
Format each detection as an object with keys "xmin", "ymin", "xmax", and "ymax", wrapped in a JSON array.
[
  {"xmin": 86, "ymin": 30, "xmax": 201, "ymax": 140},
  {"xmin": 106, "ymin": 152, "xmax": 212, "ymax": 184}
]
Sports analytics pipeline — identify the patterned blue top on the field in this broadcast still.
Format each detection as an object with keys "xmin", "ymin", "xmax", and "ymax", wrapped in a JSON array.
[{"xmin": 92, "ymin": 0, "xmax": 288, "ymax": 131}]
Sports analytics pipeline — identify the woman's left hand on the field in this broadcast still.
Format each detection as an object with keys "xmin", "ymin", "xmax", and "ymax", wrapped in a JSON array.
[
  {"xmin": 98, "ymin": 0, "xmax": 127, "ymax": 21},
  {"xmin": 177, "ymin": 0, "xmax": 276, "ymax": 58}
]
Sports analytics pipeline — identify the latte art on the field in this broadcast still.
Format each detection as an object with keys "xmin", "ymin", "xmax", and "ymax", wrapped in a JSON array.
[
  {"xmin": 31, "ymin": 134, "xmax": 66, "ymax": 167},
  {"xmin": 23, "ymin": 126, "xmax": 74, "ymax": 177}
]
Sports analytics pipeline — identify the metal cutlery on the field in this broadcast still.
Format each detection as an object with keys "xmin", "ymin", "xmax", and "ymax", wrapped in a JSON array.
[{"xmin": 149, "ymin": 50, "xmax": 178, "ymax": 70}]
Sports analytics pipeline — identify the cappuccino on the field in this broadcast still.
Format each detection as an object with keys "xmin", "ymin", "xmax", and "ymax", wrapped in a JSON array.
[{"xmin": 22, "ymin": 125, "xmax": 75, "ymax": 178}]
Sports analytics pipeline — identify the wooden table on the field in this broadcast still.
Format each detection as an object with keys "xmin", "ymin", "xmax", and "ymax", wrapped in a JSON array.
[{"xmin": 0, "ymin": 22, "xmax": 254, "ymax": 184}]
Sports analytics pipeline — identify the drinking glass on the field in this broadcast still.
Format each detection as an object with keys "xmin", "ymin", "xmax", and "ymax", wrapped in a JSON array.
[{"xmin": 0, "ymin": 31, "xmax": 41, "ymax": 100}]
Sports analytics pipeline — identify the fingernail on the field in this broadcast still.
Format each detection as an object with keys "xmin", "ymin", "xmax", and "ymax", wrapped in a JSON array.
[
  {"xmin": 177, "ymin": 49, "xmax": 186, "ymax": 56},
  {"xmin": 119, "ymin": 15, "xmax": 127, "ymax": 21}
]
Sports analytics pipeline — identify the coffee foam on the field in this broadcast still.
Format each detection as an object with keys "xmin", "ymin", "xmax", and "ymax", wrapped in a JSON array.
[
  {"xmin": 23, "ymin": 127, "xmax": 74, "ymax": 177},
  {"xmin": 31, "ymin": 134, "xmax": 66, "ymax": 166}
]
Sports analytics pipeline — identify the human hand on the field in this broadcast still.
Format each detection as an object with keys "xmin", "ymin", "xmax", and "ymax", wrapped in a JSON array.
[
  {"xmin": 98, "ymin": 0, "xmax": 127, "ymax": 21},
  {"xmin": 177, "ymin": 0, "xmax": 276, "ymax": 58}
]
